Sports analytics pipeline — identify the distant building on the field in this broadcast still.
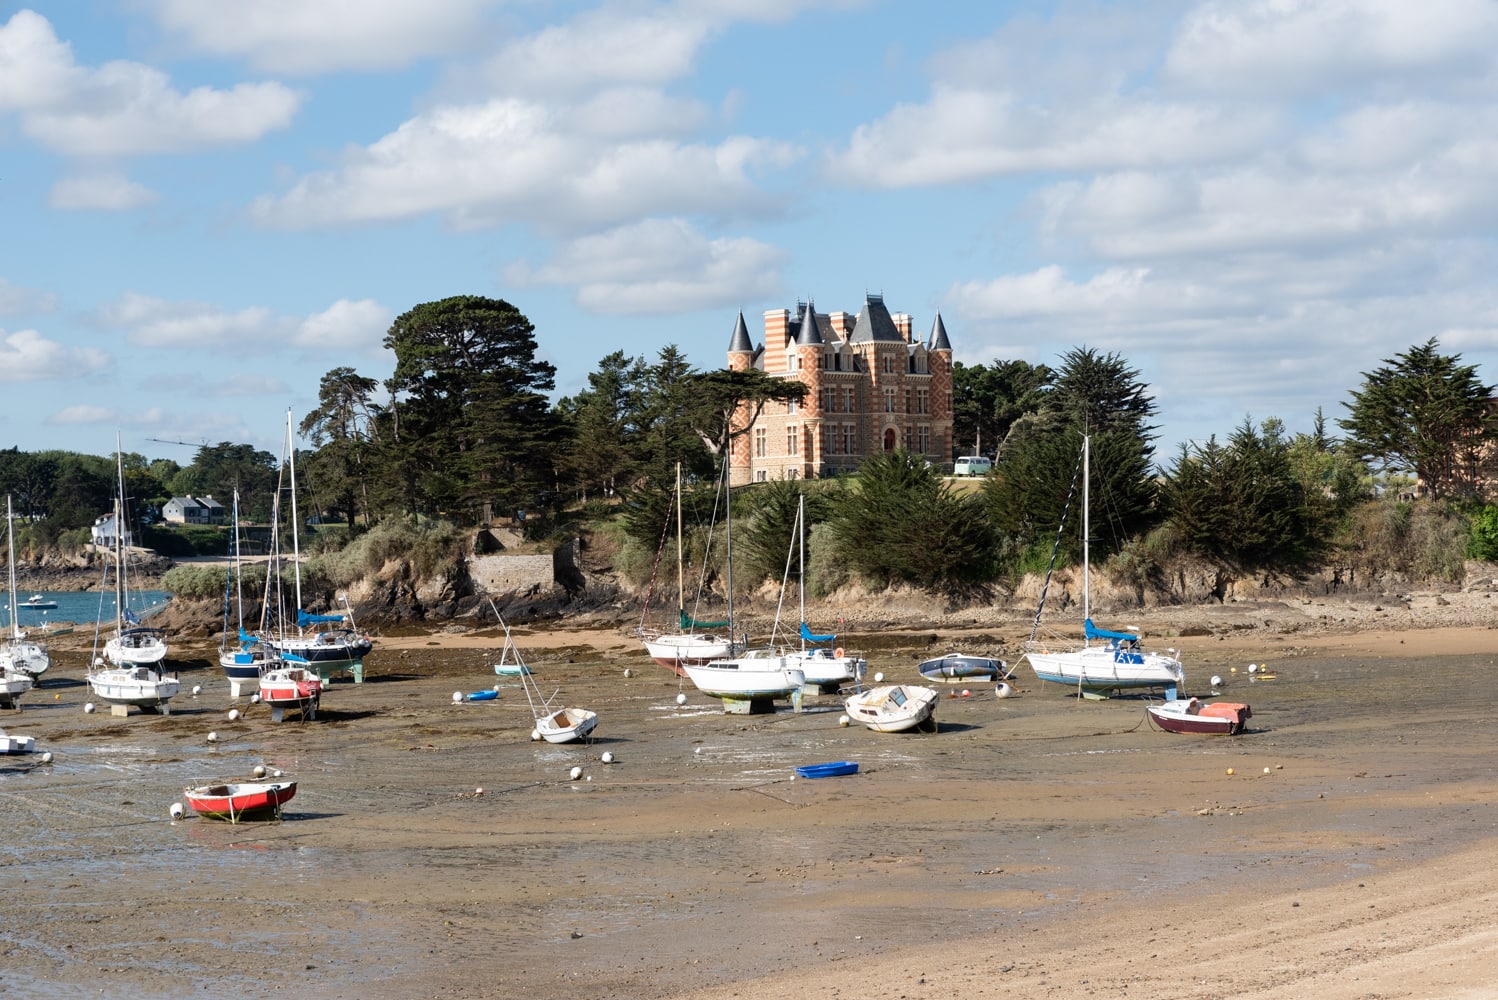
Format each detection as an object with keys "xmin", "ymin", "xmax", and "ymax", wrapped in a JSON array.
[
  {"xmin": 162, "ymin": 496, "xmax": 225, "ymax": 525},
  {"xmin": 727, "ymin": 294, "xmax": 955, "ymax": 485},
  {"xmin": 91, "ymin": 512, "xmax": 133, "ymax": 549}
]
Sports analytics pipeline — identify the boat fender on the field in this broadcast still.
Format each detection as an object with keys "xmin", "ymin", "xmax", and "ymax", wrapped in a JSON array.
[{"xmin": 834, "ymin": 647, "xmax": 844, "ymax": 659}]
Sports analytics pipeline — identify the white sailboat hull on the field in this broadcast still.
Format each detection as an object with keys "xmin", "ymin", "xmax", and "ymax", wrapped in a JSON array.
[
  {"xmin": 1, "ymin": 638, "xmax": 48, "ymax": 680},
  {"xmin": 683, "ymin": 649, "xmax": 806, "ymax": 700},
  {"xmin": 643, "ymin": 633, "xmax": 742, "ymax": 671},
  {"xmin": 537, "ymin": 707, "xmax": 598, "ymax": 743},
  {"xmin": 88, "ymin": 666, "xmax": 180, "ymax": 710},
  {"xmin": 783, "ymin": 647, "xmax": 864, "ymax": 688},
  {"xmin": 1026, "ymin": 645, "xmax": 1184, "ymax": 693},
  {"xmin": 104, "ymin": 629, "xmax": 168, "ymax": 667}
]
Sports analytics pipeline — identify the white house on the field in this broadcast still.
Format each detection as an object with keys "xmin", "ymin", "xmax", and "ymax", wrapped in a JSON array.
[
  {"xmin": 91, "ymin": 512, "xmax": 133, "ymax": 548},
  {"xmin": 163, "ymin": 496, "xmax": 225, "ymax": 525}
]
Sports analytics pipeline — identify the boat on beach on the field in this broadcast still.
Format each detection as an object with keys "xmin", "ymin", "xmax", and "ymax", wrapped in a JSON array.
[
  {"xmin": 219, "ymin": 490, "xmax": 279, "ymax": 697},
  {"xmin": 1, "ymin": 497, "xmax": 43, "ymax": 700},
  {"xmin": 88, "ymin": 446, "xmax": 179, "ymax": 713},
  {"xmin": 683, "ymin": 648, "xmax": 806, "ymax": 712},
  {"xmin": 844, "ymin": 684, "xmax": 939, "ymax": 733},
  {"xmin": 0, "ymin": 728, "xmax": 36, "ymax": 754},
  {"xmin": 259, "ymin": 664, "xmax": 322, "ymax": 722},
  {"xmin": 1024, "ymin": 435, "xmax": 1185, "ymax": 697},
  {"xmin": 637, "ymin": 463, "xmax": 744, "ymax": 675},
  {"xmin": 499, "ymin": 615, "xmax": 597, "ymax": 743},
  {"xmin": 917, "ymin": 653, "xmax": 1008, "ymax": 684},
  {"xmin": 1147, "ymin": 698, "xmax": 1252, "ymax": 735},
  {"xmin": 183, "ymin": 780, "xmax": 297, "ymax": 822}
]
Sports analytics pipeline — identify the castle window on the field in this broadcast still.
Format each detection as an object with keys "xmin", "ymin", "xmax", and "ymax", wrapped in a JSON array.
[
  {"xmin": 754, "ymin": 427, "xmax": 767, "ymax": 458},
  {"xmin": 842, "ymin": 424, "xmax": 856, "ymax": 453},
  {"xmin": 917, "ymin": 388, "xmax": 929, "ymax": 414},
  {"xmin": 883, "ymin": 388, "xmax": 896, "ymax": 413},
  {"xmin": 786, "ymin": 425, "xmax": 799, "ymax": 455}
]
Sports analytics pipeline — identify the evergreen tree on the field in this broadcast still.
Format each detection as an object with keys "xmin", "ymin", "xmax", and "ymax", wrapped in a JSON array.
[{"xmin": 1340, "ymin": 338, "xmax": 1497, "ymax": 499}]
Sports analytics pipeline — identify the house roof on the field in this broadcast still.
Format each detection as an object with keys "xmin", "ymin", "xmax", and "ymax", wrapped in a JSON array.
[
  {"xmin": 794, "ymin": 300, "xmax": 825, "ymax": 346},
  {"xmin": 727, "ymin": 310, "xmax": 754, "ymax": 353},
  {"xmin": 848, "ymin": 293, "xmax": 905, "ymax": 344}
]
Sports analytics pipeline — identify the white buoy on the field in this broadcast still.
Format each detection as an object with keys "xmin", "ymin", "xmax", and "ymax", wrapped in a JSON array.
[
  {"xmin": 250, "ymin": 693, "xmax": 260, "ymax": 703},
  {"xmin": 271, "ymin": 769, "xmax": 283, "ymax": 778},
  {"xmin": 169, "ymin": 802, "xmax": 184, "ymax": 820},
  {"xmin": 475, "ymin": 787, "xmax": 484, "ymax": 796},
  {"xmin": 191, "ymin": 685, "xmax": 202, "ymax": 697},
  {"xmin": 676, "ymin": 692, "xmax": 687, "ymax": 705},
  {"xmin": 227, "ymin": 709, "xmax": 240, "ymax": 721},
  {"xmin": 838, "ymin": 714, "xmax": 850, "ymax": 727},
  {"xmin": 40, "ymin": 751, "xmax": 53, "ymax": 764},
  {"xmin": 252, "ymin": 765, "xmax": 266, "ymax": 779},
  {"xmin": 83, "ymin": 702, "xmax": 95, "ymax": 714},
  {"xmin": 995, "ymin": 682, "xmax": 1013, "ymax": 699},
  {"xmin": 207, "ymin": 731, "xmax": 218, "ymax": 743},
  {"xmin": 569, "ymin": 766, "xmax": 583, "ymax": 781},
  {"xmin": 453, "ymin": 691, "xmax": 463, "ymax": 703},
  {"xmin": 1210, "ymin": 675, "xmax": 1223, "ymax": 688},
  {"xmin": 1248, "ymin": 664, "xmax": 1258, "ymax": 675},
  {"xmin": 874, "ymin": 672, "xmax": 884, "ymax": 683},
  {"xmin": 601, "ymin": 751, "xmax": 614, "ymax": 764},
  {"xmin": 623, "ymin": 668, "xmax": 632, "ymax": 678}
]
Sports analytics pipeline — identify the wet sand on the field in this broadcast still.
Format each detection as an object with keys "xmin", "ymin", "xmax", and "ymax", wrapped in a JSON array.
[{"xmin": 2, "ymin": 615, "xmax": 1497, "ymax": 998}]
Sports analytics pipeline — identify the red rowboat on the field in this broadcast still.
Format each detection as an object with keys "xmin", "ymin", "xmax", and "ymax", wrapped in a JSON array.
[
  {"xmin": 1147, "ymin": 698, "xmax": 1252, "ymax": 735},
  {"xmin": 183, "ymin": 780, "xmax": 297, "ymax": 822}
]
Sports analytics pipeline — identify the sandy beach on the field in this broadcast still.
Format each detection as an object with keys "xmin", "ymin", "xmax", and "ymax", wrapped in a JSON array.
[{"xmin": 2, "ymin": 597, "xmax": 1497, "ymax": 999}]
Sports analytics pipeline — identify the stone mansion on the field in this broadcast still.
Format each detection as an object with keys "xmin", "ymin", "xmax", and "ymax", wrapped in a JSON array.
[{"xmin": 727, "ymin": 294, "xmax": 955, "ymax": 486}]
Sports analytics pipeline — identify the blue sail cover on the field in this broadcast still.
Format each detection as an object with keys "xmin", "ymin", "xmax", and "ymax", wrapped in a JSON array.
[
  {"xmin": 1084, "ymin": 618, "xmax": 1140, "ymax": 643},
  {"xmin": 297, "ymin": 609, "xmax": 347, "ymax": 628},
  {"xmin": 238, "ymin": 628, "xmax": 260, "ymax": 647},
  {"xmin": 800, "ymin": 621, "xmax": 836, "ymax": 643}
]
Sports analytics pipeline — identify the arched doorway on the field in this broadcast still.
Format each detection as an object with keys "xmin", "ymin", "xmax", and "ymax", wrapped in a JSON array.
[{"xmin": 883, "ymin": 428, "xmax": 896, "ymax": 452}]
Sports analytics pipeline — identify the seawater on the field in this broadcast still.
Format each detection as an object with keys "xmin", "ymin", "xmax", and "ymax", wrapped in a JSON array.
[{"xmin": 3, "ymin": 589, "xmax": 172, "ymax": 627}]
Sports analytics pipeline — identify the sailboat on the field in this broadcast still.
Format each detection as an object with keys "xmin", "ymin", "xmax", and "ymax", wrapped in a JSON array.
[
  {"xmin": 1023, "ymin": 435, "xmax": 1185, "ymax": 696},
  {"xmin": 1, "ymin": 496, "xmax": 48, "ymax": 698},
  {"xmin": 639, "ymin": 463, "xmax": 744, "ymax": 674},
  {"xmin": 777, "ymin": 493, "xmax": 863, "ymax": 692},
  {"xmin": 261, "ymin": 410, "xmax": 373, "ymax": 683},
  {"xmin": 219, "ymin": 490, "xmax": 279, "ymax": 697},
  {"xmin": 498, "ymin": 616, "xmax": 596, "ymax": 743},
  {"xmin": 682, "ymin": 471, "xmax": 806, "ymax": 713},
  {"xmin": 88, "ymin": 442, "xmax": 180, "ymax": 713}
]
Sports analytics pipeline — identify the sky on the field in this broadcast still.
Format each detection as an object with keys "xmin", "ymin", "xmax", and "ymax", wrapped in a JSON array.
[{"xmin": 3, "ymin": 0, "xmax": 1497, "ymax": 467}]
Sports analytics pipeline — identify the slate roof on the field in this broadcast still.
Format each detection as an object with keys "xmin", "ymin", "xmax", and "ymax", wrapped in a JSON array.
[{"xmin": 847, "ymin": 293, "xmax": 905, "ymax": 343}]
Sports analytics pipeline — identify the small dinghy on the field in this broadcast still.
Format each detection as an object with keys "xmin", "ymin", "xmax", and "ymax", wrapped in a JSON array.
[
  {"xmin": 0, "ymin": 729, "xmax": 37, "ymax": 754},
  {"xmin": 844, "ymin": 684, "xmax": 939, "ymax": 733},
  {"xmin": 259, "ymin": 664, "xmax": 322, "ymax": 722},
  {"xmin": 1147, "ymin": 698, "xmax": 1252, "ymax": 735},
  {"xmin": 795, "ymin": 761, "xmax": 859, "ymax": 779},
  {"xmin": 466, "ymin": 689, "xmax": 499, "ymax": 702},
  {"xmin": 183, "ymin": 780, "xmax": 297, "ymax": 822},
  {"xmin": 917, "ymin": 653, "xmax": 1009, "ymax": 684}
]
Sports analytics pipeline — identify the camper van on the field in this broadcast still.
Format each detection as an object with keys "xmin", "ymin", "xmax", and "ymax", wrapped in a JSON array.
[{"xmin": 953, "ymin": 456, "xmax": 993, "ymax": 476}]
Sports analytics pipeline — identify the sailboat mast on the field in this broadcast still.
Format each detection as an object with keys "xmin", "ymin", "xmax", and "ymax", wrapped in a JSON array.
[
  {"xmin": 724, "ymin": 460, "xmax": 734, "ymax": 634},
  {"xmin": 1082, "ymin": 434, "xmax": 1090, "ymax": 630},
  {"xmin": 287, "ymin": 410, "xmax": 303, "ymax": 625},
  {"xmin": 5, "ymin": 495, "xmax": 17, "ymax": 638},
  {"xmin": 675, "ymin": 462, "xmax": 684, "ymax": 618},
  {"xmin": 797, "ymin": 493, "xmax": 806, "ymax": 647}
]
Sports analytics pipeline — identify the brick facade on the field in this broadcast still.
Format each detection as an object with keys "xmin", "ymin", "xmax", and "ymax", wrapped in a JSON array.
[{"xmin": 727, "ymin": 295, "xmax": 954, "ymax": 486}]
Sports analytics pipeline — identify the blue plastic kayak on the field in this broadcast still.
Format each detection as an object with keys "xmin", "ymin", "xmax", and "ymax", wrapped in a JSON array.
[
  {"xmin": 466, "ymin": 690, "xmax": 499, "ymax": 702},
  {"xmin": 795, "ymin": 761, "xmax": 859, "ymax": 779}
]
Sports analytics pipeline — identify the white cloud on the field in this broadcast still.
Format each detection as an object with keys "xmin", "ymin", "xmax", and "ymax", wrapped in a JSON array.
[
  {"xmin": 248, "ymin": 98, "xmax": 795, "ymax": 231},
  {"xmin": 98, "ymin": 292, "xmax": 280, "ymax": 349},
  {"xmin": 293, "ymin": 299, "xmax": 394, "ymax": 353},
  {"xmin": 0, "ymin": 9, "xmax": 300, "ymax": 158},
  {"xmin": 0, "ymin": 328, "xmax": 111, "ymax": 382},
  {"xmin": 481, "ymin": 8, "xmax": 714, "ymax": 98},
  {"xmin": 48, "ymin": 405, "xmax": 165, "ymax": 427},
  {"xmin": 146, "ymin": 0, "xmax": 498, "ymax": 74},
  {"xmin": 507, "ymin": 218, "xmax": 787, "ymax": 314},
  {"xmin": 50, "ymin": 171, "xmax": 158, "ymax": 211},
  {"xmin": 1165, "ymin": 0, "xmax": 1498, "ymax": 97},
  {"xmin": 0, "ymin": 279, "xmax": 59, "ymax": 316},
  {"xmin": 216, "ymin": 373, "xmax": 289, "ymax": 397}
]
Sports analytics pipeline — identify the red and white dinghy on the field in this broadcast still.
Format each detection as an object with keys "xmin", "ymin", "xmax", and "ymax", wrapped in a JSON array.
[
  {"xmin": 183, "ymin": 780, "xmax": 297, "ymax": 822},
  {"xmin": 1148, "ymin": 698, "xmax": 1252, "ymax": 735}
]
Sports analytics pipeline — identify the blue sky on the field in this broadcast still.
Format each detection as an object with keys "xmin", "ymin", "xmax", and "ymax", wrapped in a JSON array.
[{"xmin": 3, "ymin": 0, "xmax": 1497, "ymax": 465}]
